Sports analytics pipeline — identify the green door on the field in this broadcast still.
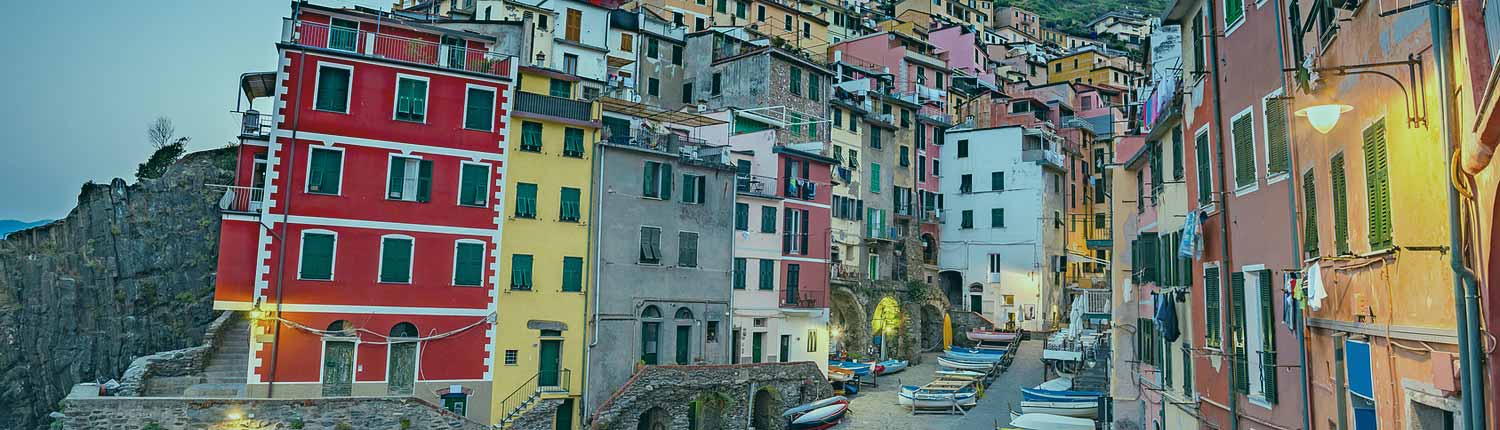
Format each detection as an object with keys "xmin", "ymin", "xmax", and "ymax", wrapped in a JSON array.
[
  {"xmin": 641, "ymin": 322, "xmax": 659, "ymax": 365},
  {"xmin": 322, "ymin": 340, "xmax": 355, "ymax": 396},
  {"xmin": 970, "ymin": 294, "xmax": 983, "ymax": 313},
  {"xmin": 780, "ymin": 335, "xmax": 791, "ymax": 362},
  {"xmin": 731, "ymin": 329, "xmax": 742, "ymax": 364},
  {"xmin": 539, "ymin": 339, "xmax": 561, "ymax": 387},
  {"xmin": 387, "ymin": 341, "xmax": 417, "ymax": 395},
  {"xmin": 554, "ymin": 398, "xmax": 574, "ymax": 430},
  {"xmin": 751, "ymin": 332, "xmax": 764, "ymax": 363},
  {"xmin": 442, "ymin": 393, "xmax": 468, "ymax": 416},
  {"xmin": 676, "ymin": 325, "xmax": 692, "ymax": 364}
]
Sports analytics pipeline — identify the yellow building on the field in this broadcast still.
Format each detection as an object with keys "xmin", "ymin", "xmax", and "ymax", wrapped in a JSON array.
[
  {"xmin": 1047, "ymin": 47, "xmax": 1139, "ymax": 88},
  {"xmin": 490, "ymin": 66, "xmax": 601, "ymax": 429}
]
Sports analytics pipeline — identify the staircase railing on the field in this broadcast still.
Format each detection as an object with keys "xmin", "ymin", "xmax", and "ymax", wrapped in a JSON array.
[
  {"xmin": 498, "ymin": 373, "xmax": 540, "ymax": 422},
  {"xmin": 498, "ymin": 369, "xmax": 572, "ymax": 425}
]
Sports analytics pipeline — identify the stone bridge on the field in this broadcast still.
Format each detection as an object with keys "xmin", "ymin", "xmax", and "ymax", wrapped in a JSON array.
[{"xmin": 586, "ymin": 362, "xmax": 832, "ymax": 430}]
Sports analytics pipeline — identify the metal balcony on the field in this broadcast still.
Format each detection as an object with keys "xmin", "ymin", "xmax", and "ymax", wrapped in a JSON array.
[
  {"xmin": 603, "ymin": 129, "xmax": 730, "ymax": 165},
  {"xmin": 288, "ymin": 19, "xmax": 512, "ymax": 79},
  {"xmin": 515, "ymin": 92, "xmax": 594, "ymax": 123},
  {"xmin": 211, "ymin": 185, "xmax": 265, "ymax": 214}
]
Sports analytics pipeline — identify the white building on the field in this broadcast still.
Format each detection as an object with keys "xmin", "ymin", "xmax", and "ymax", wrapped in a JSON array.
[{"xmin": 938, "ymin": 125, "xmax": 1067, "ymax": 332}]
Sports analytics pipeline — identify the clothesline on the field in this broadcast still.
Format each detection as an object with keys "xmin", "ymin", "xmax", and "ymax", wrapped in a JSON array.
[{"xmin": 271, "ymin": 312, "xmax": 494, "ymax": 345}]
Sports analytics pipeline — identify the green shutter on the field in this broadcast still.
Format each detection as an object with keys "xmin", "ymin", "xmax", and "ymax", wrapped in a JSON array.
[
  {"xmin": 681, "ymin": 174, "xmax": 696, "ymax": 203},
  {"xmin": 562, "ymin": 257, "xmax": 583, "ymax": 292},
  {"xmin": 790, "ymin": 68, "xmax": 801, "ymax": 95},
  {"xmin": 1182, "ymin": 344, "xmax": 1193, "ymax": 393},
  {"xmin": 991, "ymin": 208, "xmax": 1004, "ymax": 228},
  {"xmin": 522, "ymin": 122, "xmax": 543, "ymax": 151},
  {"xmin": 1225, "ymin": 0, "xmax": 1245, "ymax": 25},
  {"xmin": 1205, "ymin": 266, "xmax": 1221, "ymax": 347},
  {"xmin": 1231, "ymin": 271, "xmax": 1249, "ymax": 393},
  {"xmin": 459, "ymin": 163, "xmax": 488, "ymax": 207},
  {"xmin": 1331, "ymin": 153, "xmax": 1350, "ymax": 254},
  {"xmin": 511, "ymin": 254, "xmax": 533, "ymax": 290},
  {"xmin": 560, "ymin": 187, "xmax": 581, "ymax": 222},
  {"xmin": 395, "ymin": 78, "xmax": 427, "ymax": 122},
  {"xmin": 1259, "ymin": 270, "xmax": 1278, "ymax": 403},
  {"xmin": 549, "ymin": 79, "xmax": 572, "ymax": 98},
  {"xmin": 465, "ymin": 87, "xmax": 495, "ymax": 130},
  {"xmin": 1196, "ymin": 133, "xmax": 1212, "ymax": 203},
  {"xmin": 1233, "ymin": 113, "xmax": 1255, "ymax": 189},
  {"xmin": 310, "ymin": 148, "xmax": 342, "ymax": 194},
  {"xmin": 516, "ymin": 183, "xmax": 537, "ymax": 218},
  {"xmin": 315, "ymin": 66, "xmax": 350, "ymax": 112},
  {"xmin": 1364, "ymin": 119, "xmax": 1392, "ymax": 250},
  {"xmin": 661, "ymin": 164, "xmax": 674, "ymax": 200},
  {"xmin": 380, "ymin": 237, "xmax": 412, "ymax": 283},
  {"xmin": 644, "ymin": 162, "xmax": 659, "ymax": 197},
  {"xmin": 871, "ymin": 163, "xmax": 881, "ymax": 192},
  {"xmin": 736, "ymin": 203, "xmax": 749, "ymax": 230},
  {"xmin": 679, "ymin": 232, "xmax": 698, "ymax": 267},
  {"xmin": 809, "ymin": 74, "xmax": 820, "ymax": 101},
  {"xmin": 759, "ymin": 259, "xmax": 774, "ymax": 290},
  {"xmin": 734, "ymin": 258, "xmax": 747, "ymax": 289},
  {"xmin": 415, "ymin": 159, "xmax": 433, "ymax": 203},
  {"xmin": 299, "ymin": 233, "xmax": 336, "ymax": 280},
  {"xmin": 761, "ymin": 206, "xmax": 777, "ymax": 233},
  {"xmin": 454, "ymin": 242, "xmax": 485, "ymax": 286},
  {"xmin": 1266, "ymin": 96, "xmax": 1289, "ymax": 175},
  {"xmin": 388, "ymin": 157, "xmax": 407, "ymax": 199},
  {"xmin": 1303, "ymin": 170, "xmax": 1319, "ymax": 256},
  {"xmin": 961, "ymin": 210, "xmax": 973, "ymax": 228},
  {"xmin": 564, "ymin": 128, "xmax": 585, "ymax": 157}
]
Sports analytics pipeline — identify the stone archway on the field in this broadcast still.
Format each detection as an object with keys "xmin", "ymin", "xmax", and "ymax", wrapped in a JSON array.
[
  {"xmin": 636, "ymin": 406, "xmax": 669, "ymax": 430},
  {"xmin": 939, "ymin": 270, "xmax": 963, "ymax": 311},
  {"xmin": 919, "ymin": 304, "xmax": 945, "ymax": 351},
  {"xmin": 871, "ymin": 297, "xmax": 902, "ymax": 359},
  {"xmin": 829, "ymin": 287, "xmax": 869, "ymax": 358},
  {"xmin": 689, "ymin": 392, "xmax": 732, "ymax": 430},
  {"xmin": 751, "ymin": 387, "xmax": 780, "ymax": 430}
]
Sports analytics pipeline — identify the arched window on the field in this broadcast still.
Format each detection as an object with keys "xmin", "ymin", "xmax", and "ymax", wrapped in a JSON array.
[
  {"xmin": 327, "ymin": 320, "xmax": 352, "ymax": 334},
  {"xmin": 969, "ymin": 284, "xmax": 984, "ymax": 293},
  {"xmin": 675, "ymin": 307, "xmax": 694, "ymax": 320},
  {"xmin": 641, "ymin": 305, "xmax": 661, "ymax": 319},
  {"xmin": 390, "ymin": 322, "xmax": 418, "ymax": 338}
]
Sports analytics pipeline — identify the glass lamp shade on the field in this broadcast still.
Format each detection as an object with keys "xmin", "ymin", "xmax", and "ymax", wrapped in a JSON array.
[{"xmin": 1295, "ymin": 104, "xmax": 1353, "ymax": 134}]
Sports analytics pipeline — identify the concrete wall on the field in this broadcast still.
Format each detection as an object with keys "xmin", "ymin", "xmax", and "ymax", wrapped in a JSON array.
[{"xmin": 60, "ymin": 394, "xmax": 485, "ymax": 430}]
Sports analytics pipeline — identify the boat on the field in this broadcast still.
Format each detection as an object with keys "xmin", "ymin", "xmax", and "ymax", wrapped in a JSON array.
[
  {"xmin": 1020, "ymin": 387, "xmax": 1106, "ymax": 402},
  {"xmin": 937, "ymin": 356, "xmax": 995, "ymax": 371},
  {"xmin": 787, "ymin": 402, "xmax": 849, "ymax": 429},
  {"xmin": 827, "ymin": 366, "xmax": 853, "ymax": 382},
  {"xmin": 828, "ymin": 360, "xmax": 874, "ymax": 376},
  {"xmin": 1034, "ymin": 377, "xmax": 1073, "ymax": 391},
  {"xmin": 783, "ymin": 396, "xmax": 848, "ymax": 419},
  {"xmin": 875, "ymin": 359, "xmax": 908, "ymax": 375},
  {"xmin": 1020, "ymin": 400, "xmax": 1098, "ymax": 418},
  {"xmin": 949, "ymin": 346, "xmax": 1006, "ymax": 355},
  {"xmin": 935, "ymin": 370, "xmax": 986, "ymax": 379},
  {"xmin": 942, "ymin": 350, "xmax": 1006, "ymax": 363},
  {"xmin": 966, "ymin": 329, "xmax": 1020, "ymax": 343},
  {"xmin": 897, "ymin": 384, "xmax": 979, "ymax": 408},
  {"xmin": 1007, "ymin": 412, "xmax": 1097, "ymax": 430}
]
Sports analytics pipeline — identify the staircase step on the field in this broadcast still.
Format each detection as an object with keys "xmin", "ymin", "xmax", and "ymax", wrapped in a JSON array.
[{"xmin": 183, "ymin": 383, "xmax": 246, "ymax": 398}]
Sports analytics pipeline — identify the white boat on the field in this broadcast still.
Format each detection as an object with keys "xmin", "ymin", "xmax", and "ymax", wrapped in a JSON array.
[
  {"xmin": 942, "ymin": 351, "xmax": 1005, "ymax": 363},
  {"xmin": 937, "ymin": 356, "xmax": 995, "ymax": 371},
  {"xmin": 1034, "ymin": 377, "xmax": 1073, "ymax": 391},
  {"xmin": 1020, "ymin": 401, "xmax": 1098, "ymax": 418},
  {"xmin": 896, "ymin": 385, "xmax": 979, "ymax": 408},
  {"xmin": 966, "ymin": 329, "xmax": 1020, "ymax": 343},
  {"xmin": 935, "ymin": 370, "xmax": 986, "ymax": 379},
  {"xmin": 1008, "ymin": 412, "xmax": 1097, "ymax": 430},
  {"xmin": 782, "ymin": 396, "xmax": 848, "ymax": 419},
  {"xmin": 787, "ymin": 402, "xmax": 849, "ymax": 429}
]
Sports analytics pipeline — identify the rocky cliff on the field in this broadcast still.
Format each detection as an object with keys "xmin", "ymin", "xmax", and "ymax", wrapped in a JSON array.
[{"xmin": 0, "ymin": 148, "xmax": 234, "ymax": 430}]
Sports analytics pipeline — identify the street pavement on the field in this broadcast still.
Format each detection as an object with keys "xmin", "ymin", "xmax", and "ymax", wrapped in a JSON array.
[{"xmin": 833, "ymin": 341, "xmax": 1045, "ymax": 430}]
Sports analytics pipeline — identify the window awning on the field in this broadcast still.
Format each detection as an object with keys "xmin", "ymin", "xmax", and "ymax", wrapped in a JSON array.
[
  {"xmin": 240, "ymin": 72, "xmax": 278, "ymax": 100},
  {"xmin": 599, "ymin": 97, "xmax": 726, "ymax": 127}
]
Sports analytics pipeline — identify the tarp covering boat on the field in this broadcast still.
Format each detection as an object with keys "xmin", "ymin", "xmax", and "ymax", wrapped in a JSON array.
[{"xmin": 1008, "ymin": 413, "xmax": 1096, "ymax": 430}]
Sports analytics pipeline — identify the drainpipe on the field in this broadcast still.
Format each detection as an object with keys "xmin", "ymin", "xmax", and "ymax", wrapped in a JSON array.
[
  {"xmin": 1266, "ymin": 0, "xmax": 1314, "ymax": 426},
  {"xmin": 583, "ymin": 134, "xmax": 607, "ymax": 415},
  {"xmin": 266, "ymin": 2, "xmax": 308, "ymax": 398},
  {"xmin": 1202, "ymin": 0, "xmax": 1240, "ymax": 426},
  {"xmin": 1430, "ymin": 4, "xmax": 1488, "ymax": 429}
]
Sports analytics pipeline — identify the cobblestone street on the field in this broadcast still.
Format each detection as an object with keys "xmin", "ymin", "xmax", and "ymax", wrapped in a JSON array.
[{"xmin": 834, "ymin": 342, "xmax": 1045, "ymax": 430}]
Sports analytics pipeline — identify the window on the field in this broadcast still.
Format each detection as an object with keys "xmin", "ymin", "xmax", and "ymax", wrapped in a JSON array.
[
  {"xmin": 386, "ymin": 156, "xmax": 433, "ymax": 202},
  {"xmin": 640, "ymin": 227, "xmax": 662, "ymax": 264},
  {"xmin": 991, "ymin": 208, "xmax": 1005, "ymax": 228},
  {"xmin": 1302, "ymin": 170, "xmax": 1319, "ymax": 257},
  {"xmin": 464, "ymin": 86, "xmax": 496, "ymax": 131},
  {"xmin": 1265, "ymin": 92, "xmax": 1289, "ymax": 176},
  {"xmin": 679, "ymin": 232, "xmax": 699, "ymax": 267},
  {"xmin": 802, "ymin": 22, "xmax": 811, "ymax": 38},
  {"xmin": 510, "ymin": 254, "xmax": 533, "ymax": 290},
  {"xmin": 1364, "ymin": 119, "xmax": 1392, "ymax": 250},
  {"xmin": 620, "ymin": 33, "xmax": 634, "ymax": 51},
  {"xmin": 784, "ymin": 15, "xmax": 793, "ymax": 31},
  {"xmin": 458, "ymin": 163, "xmax": 489, "ymax": 207},
  {"xmin": 988, "ymin": 253, "xmax": 1001, "ymax": 274},
  {"xmin": 503, "ymin": 349, "xmax": 518, "ymax": 365},
  {"xmin": 870, "ymin": 163, "xmax": 881, "ymax": 193},
  {"xmin": 682, "ymin": 83, "xmax": 694, "ymax": 104},
  {"xmin": 957, "ymin": 139, "xmax": 970, "ymax": 157},
  {"xmin": 759, "ymin": 259, "xmax": 775, "ymax": 290},
  {"xmin": 563, "ymin": 127, "xmax": 585, "ymax": 157},
  {"xmin": 933, "ymin": 160, "xmax": 940, "ymax": 177},
  {"xmin": 298, "ymin": 231, "xmax": 336, "ymax": 280},
  {"xmin": 1224, "ymin": 0, "xmax": 1245, "ymax": 29},
  {"xmin": 453, "ymin": 241, "xmax": 485, "ymax": 286},
  {"xmin": 961, "ymin": 210, "xmax": 973, "ymax": 229},
  {"xmin": 871, "ymin": 129, "xmax": 882, "ymax": 148},
  {"xmin": 519, "ymin": 121, "xmax": 545, "ymax": 152},
  {"xmin": 673, "ymin": 12, "xmax": 683, "ymax": 26},
  {"xmin": 648, "ymin": 78, "xmax": 660, "ymax": 96},
  {"xmin": 809, "ymin": 74, "xmax": 820, "ymax": 101},
  {"xmin": 307, "ymin": 147, "xmax": 343, "ymax": 195},
  {"xmin": 1331, "ymin": 153, "xmax": 1350, "ymax": 254},
  {"xmin": 991, "ymin": 171, "xmax": 1004, "ymax": 191},
  {"xmin": 785, "ymin": 264, "xmax": 801, "ymax": 304},
  {"xmin": 672, "ymin": 45, "xmax": 683, "ymax": 65},
  {"xmin": 394, "ymin": 76, "xmax": 428, "ymax": 122},
  {"xmin": 734, "ymin": 258, "xmax": 747, "ymax": 289},
  {"xmin": 376, "ymin": 235, "xmax": 414, "ymax": 283},
  {"xmin": 736, "ymin": 0, "xmax": 747, "ymax": 17},
  {"xmin": 681, "ymin": 174, "xmax": 706, "ymax": 204},
  {"xmin": 559, "ymin": 187, "xmax": 581, "ymax": 222},
  {"xmin": 514, "ymin": 183, "xmax": 538, "ymax": 218},
  {"xmin": 790, "ymin": 68, "xmax": 802, "ymax": 95},
  {"xmin": 833, "ymin": 109, "xmax": 842, "ymax": 127},
  {"xmin": 565, "ymin": 9, "xmax": 582, "ymax": 41},
  {"xmin": 868, "ymin": 253, "xmax": 880, "ymax": 280},
  {"xmin": 783, "ymin": 208, "xmax": 808, "ymax": 255},
  {"xmin": 711, "ymin": 73, "xmax": 722, "ymax": 95},
  {"xmin": 758, "ymin": 4, "xmax": 766, "ymax": 20},
  {"xmin": 643, "ymin": 161, "xmax": 673, "ymax": 199},
  {"xmin": 901, "ymin": 109, "xmax": 911, "ymax": 128},
  {"xmin": 761, "ymin": 206, "xmax": 777, "ymax": 233},
  {"xmin": 900, "ymin": 146, "xmax": 910, "ymax": 167},
  {"xmin": 735, "ymin": 203, "xmax": 749, "ymax": 231},
  {"xmin": 1230, "ymin": 271, "xmax": 1250, "ymax": 393},
  {"xmin": 328, "ymin": 18, "xmax": 360, "ymax": 51},
  {"xmin": 549, "ymin": 79, "xmax": 572, "ymax": 98},
  {"xmin": 1204, "ymin": 266, "xmax": 1222, "ymax": 348},
  {"xmin": 918, "ymin": 155, "xmax": 927, "ymax": 181},
  {"xmin": 1196, "ymin": 129, "xmax": 1213, "ymax": 204},
  {"xmin": 647, "ymin": 38, "xmax": 659, "ymax": 59},
  {"xmin": 314, "ymin": 64, "xmax": 352, "ymax": 113},
  {"xmin": 960, "ymin": 174, "xmax": 972, "ymax": 193}
]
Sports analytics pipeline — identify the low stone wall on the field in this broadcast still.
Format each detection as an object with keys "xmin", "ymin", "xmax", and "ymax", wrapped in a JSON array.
[
  {"xmin": 588, "ymin": 362, "xmax": 832, "ymax": 430},
  {"xmin": 60, "ymin": 392, "xmax": 486, "ymax": 430},
  {"xmin": 116, "ymin": 311, "xmax": 235, "ymax": 396}
]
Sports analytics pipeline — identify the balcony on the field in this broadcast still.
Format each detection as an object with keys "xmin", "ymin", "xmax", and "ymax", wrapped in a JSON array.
[
  {"xmin": 288, "ymin": 19, "xmax": 512, "ymax": 80},
  {"xmin": 515, "ymin": 92, "xmax": 595, "ymax": 123},
  {"xmin": 211, "ymin": 185, "xmax": 265, "ymax": 214},
  {"xmin": 865, "ymin": 226, "xmax": 902, "ymax": 242},
  {"xmin": 737, "ymin": 174, "xmax": 780, "ymax": 199},
  {"xmin": 832, "ymin": 262, "xmax": 861, "ymax": 281},
  {"xmin": 603, "ymin": 129, "xmax": 730, "ymax": 165},
  {"xmin": 918, "ymin": 105, "xmax": 954, "ymax": 127},
  {"xmin": 783, "ymin": 177, "xmax": 818, "ymax": 201},
  {"xmin": 237, "ymin": 111, "xmax": 272, "ymax": 140}
]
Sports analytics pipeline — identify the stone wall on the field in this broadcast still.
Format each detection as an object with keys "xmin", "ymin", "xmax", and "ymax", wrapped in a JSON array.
[
  {"xmin": 116, "ymin": 311, "xmax": 235, "ymax": 396},
  {"xmin": 0, "ymin": 148, "xmax": 234, "ymax": 429},
  {"xmin": 587, "ymin": 362, "xmax": 831, "ymax": 430},
  {"xmin": 60, "ymin": 392, "xmax": 486, "ymax": 430}
]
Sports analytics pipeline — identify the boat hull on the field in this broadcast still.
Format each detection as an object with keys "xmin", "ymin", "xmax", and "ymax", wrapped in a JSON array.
[
  {"xmin": 937, "ymin": 356, "xmax": 994, "ymax": 371},
  {"xmin": 788, "ymin": 403, "xmax": 849, "ymax": 430},
  {"xmin": 896, "ymin": 385, "xmax": 979, "ymax": 408},
  {"xmin": 966, "ymin": 331, "xmax": 1020, "ymax": 342},
  {"xmin": 1007, "ymin": 413, "xmax": 1096, "ymax": 430},
  {"xmin": 1020, "ymin": 401, "xmax": 1098, "ymax": 418}
]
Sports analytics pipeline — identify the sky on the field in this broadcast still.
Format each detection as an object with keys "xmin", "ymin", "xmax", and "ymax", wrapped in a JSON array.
[{"xmin": 0, "ymin": 1, "xmax": 293, "ymax": 222}]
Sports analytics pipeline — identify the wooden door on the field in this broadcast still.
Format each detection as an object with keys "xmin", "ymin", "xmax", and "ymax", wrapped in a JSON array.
[
  {"xmin": 539, "ymin": 339, "xmax": 561, "ymax": 387},
  {"xmin": 322, "ymin": 340, "xmax": 355, "ymax": 396}
]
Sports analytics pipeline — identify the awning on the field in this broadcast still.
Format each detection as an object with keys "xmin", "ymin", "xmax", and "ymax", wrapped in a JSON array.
[
  {"xmin": 1066, "ymin": 252, "xmax": 1109, "ymax": 265},
  {"xmin": 599, "ymin": 97, "xmax": 726, "ymax": 127},
  {"xmin": 240, "ymin": 72, "xmax": 278, "ymax": 100}
]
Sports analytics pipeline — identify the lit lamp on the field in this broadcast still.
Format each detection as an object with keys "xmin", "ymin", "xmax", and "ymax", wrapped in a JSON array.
[{"xmin": 1295, "ymin": 104, "xmax": 1353, "ymax": 134}]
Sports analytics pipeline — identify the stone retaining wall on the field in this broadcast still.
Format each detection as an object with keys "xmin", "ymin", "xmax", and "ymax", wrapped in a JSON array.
[
  {"xmin": 587, "ymin": 362, "xmax": 832, "ymax": 430},
  {"xmin": 60, "ymin": 392, "xmax": 486, "ymax": 430},
  {"xmin": 116, "ymin": 310, "xmax": 236, "ymax": 396}
]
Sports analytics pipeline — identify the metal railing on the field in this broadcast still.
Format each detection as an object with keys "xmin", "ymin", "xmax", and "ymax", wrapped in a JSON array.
[
  {"xmin": 515, "ymin": 92, "xmax": 593, "ymax": 122},
  {"xmin": 210, "ymin": 185, "xmax": 265, "ymax": 214},
  {"xmin": 604, "ymin": 129, "xmax": 730, "ymax": 165},
  {"xmin": 498, "ymin": 369, "xmax": 571, "ymax": 423},
  {"xmin": 238, "ymin": 111, "xmax": 272, "ymax": 139},
  {"xmin": 290, "ymin": 20, "xmax": 511, "ymax": 79},
  {"xmin": 737, "ymin": 174, "xmax": 779, "ymax": 198},
  {"xmin": 832, "ymin": 262, "xmax": 861, "ymax": 280}
]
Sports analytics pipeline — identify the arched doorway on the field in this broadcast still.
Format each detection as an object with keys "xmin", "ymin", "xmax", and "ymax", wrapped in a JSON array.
[
  {"xmin": 689, "ymin": 392, "xmax": 731, "ymax": 430},
  {"xmin": 967, "ymin": 284, "xmax": 985, "ymax": 314},
  {"xmin": 387, "ymin": 322, "xmax": 419, "ymax": 395},
  {"xmin": 871, "ymin": 297, "xmax": 902, "ymax": 359},
  {"xmin": 939, "ymin": 271, "xmax": 963, "ymax": 310},
  {"xmin": 640, "ymin": 306, "xmax": 662, "ymax": 365},
  {"xmin": 920, "ymin": 234, "xmax": 936, "ymax": 264},
  {"xmin": 636, "ymin": 406, "xmax": 669, "ymax": 430},
  {"xmin": 829, "ymin": 288, "xmax": 868, "ymax": 357},
  {"xmin": 321, "ymin": 320, "xmax": 355, "ymax": 396},
  {"xmin": 919, "ymin": 305, "xmax": 944, "ymax": 351},
  {"xmin": 751, "ymin": 388, "xmax": 779, "ymax": 430}
]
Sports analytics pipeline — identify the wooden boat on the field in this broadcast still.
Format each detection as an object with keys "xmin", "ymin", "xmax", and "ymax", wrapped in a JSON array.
[
  {"xmin": 875, "ymin": 359, "xmax": 908, "ymax": 375},
  {"xmin": 827, "ymin": 366, "xmax": 853, "ymax": 382},
  {"xmin": 966, "ymin": 329, "xmax": 1020, "ymax": 343},
  {"xmin": 1007, "ymin": 412, "xmax": 1096, "ymax": 430},
  {"xmin": 1020, "ymin": 400, "xmax": 1098, "ymax": 418},
  {"xmin": 937, "ymin": 356, "xmax": 995, "ymax": 371},
  {"xmin": 1020, "ymin": 387, "xmax": 1106, "ymax": 402},
  {"xmin": 897, "ymin": 383, "xmax": 979, "ymax": 408},
  {"xmin": 1034, "ymin": 377, "xmax": 1073, "ymax": 391},
  {"xmin": 935, "ymin": 370, "xmax": 986, "ymax": 379},
  {"xmin": 787, "ymin": 402, "xmax": 849, "ymax": 429},
  {"xmin": 783, "ymin": 396, "xmax": 848, "ymax": 419},
  {"xmin": 949, "ymin": 346, "xmax": 1006, "ymax": 355},
  {"xmin": 828, "ymin": 360, "xmax": 874, "ymax": 376},
  {"xmin": 942, "ymin": 350, "xmax": 1006, "ymax": 363}
]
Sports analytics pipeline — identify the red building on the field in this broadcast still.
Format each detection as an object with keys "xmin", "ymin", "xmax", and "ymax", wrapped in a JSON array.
[
  {"xmin": 777, "ymin": 146, "xmax": 835, "ymax": 311},
  {"xmin": 214, "ymin": 3, "xmax": 515, "ymax": 421}
]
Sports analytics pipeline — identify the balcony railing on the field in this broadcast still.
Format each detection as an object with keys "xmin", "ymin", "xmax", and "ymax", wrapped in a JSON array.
[
  {"xmin": 604, "ymin": 129, "xmax": 730, "ymax": 165},
  {"xmin": 498, "ymin": 368, "xmax": 572, "ymax": 425},
  {"xmin": 210, "ymin": 185, "xmax": 265, "ymax": 214},
  {"xmin": 290, "ymin": 19, "xmax": 511, "ymax": 79},
  {"xmin": 832, "ymin": 262, "xmax": 861, "ymax": 281},
  {"xmin": 783, "ymin": 177, "xmax": 819, "ymax": 201},
  {"xmin": 737, "ymin": 174, "xmax": 779, "ymax": 198},
  {"xmin": 238, "ymin": 111, "xmax": 272, "ymax": 140},
  {"xmin": 1023, "ymin": 148, "xmax": 1067, "ymax": 169},
  {"xmin": 515, "ymin": 92, "xmax": 594, "ymax": 123}
]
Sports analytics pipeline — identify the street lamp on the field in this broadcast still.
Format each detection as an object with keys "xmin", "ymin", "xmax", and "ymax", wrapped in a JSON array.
[{"xmin": 1294, "ymin": 104, "xmax": 1353, "ymax": 134}]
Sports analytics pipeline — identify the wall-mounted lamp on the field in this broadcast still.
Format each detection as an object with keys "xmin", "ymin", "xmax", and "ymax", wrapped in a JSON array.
[{"xmin": 1294, "ymin": 104, "xmax": 1353, "ymax": 134}]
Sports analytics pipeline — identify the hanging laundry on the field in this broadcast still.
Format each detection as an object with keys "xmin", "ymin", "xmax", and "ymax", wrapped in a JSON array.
[
  {"xmin": 1306, "ymin": 262, "xmax": 1327, "ymax": 311},
  {"xmin": 1179, "ymin": 208, "xmax": 1199, "ymax": 258},
  {"xmin": 1282, "ymin": 290, "xmax": 1296, "ymax": 327},
  {"xmin": 1155, "ymin": 292, "xmax": 1180, "ymax": 342},
  {"xmin": 806, "ymin": 182, "xmax": 817, "ymax": 199}
]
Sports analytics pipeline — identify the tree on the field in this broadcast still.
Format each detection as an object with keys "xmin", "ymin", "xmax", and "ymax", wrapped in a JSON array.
[
  {"xmin": 135, "ymin": 137, "xmax": 188, "ymax": 182},
  {"xmin": 147, "ymin": 117, "xmax": 175, "ymax": 150}
]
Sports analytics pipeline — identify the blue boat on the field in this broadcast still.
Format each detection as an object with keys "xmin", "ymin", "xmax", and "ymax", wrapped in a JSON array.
[
  {"xmin": 942, "ymin": 351, "xmax": 1006, "ymax": 363},
  {"xmin": 948, "ymin": 346, "xmax": 1006, "ymax": 355},
  {"xmin": 1021, "ymin": 387, "xmax": 1106, "ymax": 402},
  {"xmin": 876, "ymin": 359, "xmax": 908, "ymax": 375},
  {"xmin": 828, "ymin": 360, "xmax": 874, "ymax": 376}
]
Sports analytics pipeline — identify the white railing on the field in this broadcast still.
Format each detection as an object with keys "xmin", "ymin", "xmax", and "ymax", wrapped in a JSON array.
[
  {"xmin": 290, "ymin": 20, "xmax": 512, "ymax": 79},
  {"xmin": 211, "ymin": 185, "xmax": 265, "ymax": 214}
]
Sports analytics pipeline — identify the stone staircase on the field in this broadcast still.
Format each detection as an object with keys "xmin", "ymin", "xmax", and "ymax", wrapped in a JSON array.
[
  {"xmin": 140, "ymin": 314, "xmax": 250, "ymax": 397},
  {"xmin": 497, "ymin": 390, "xmax": 542, "ymax": 428}
]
